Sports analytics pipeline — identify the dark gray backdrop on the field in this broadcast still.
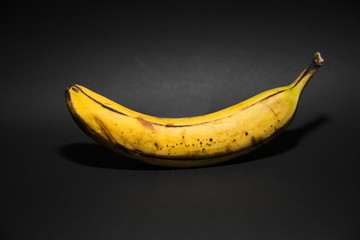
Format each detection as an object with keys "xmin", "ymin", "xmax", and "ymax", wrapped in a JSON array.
[{"xmin": 2, "ymin": 2, "xmax": 360, "ymax": 239}]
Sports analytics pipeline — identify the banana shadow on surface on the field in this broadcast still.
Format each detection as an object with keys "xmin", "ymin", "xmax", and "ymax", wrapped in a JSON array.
[{"xmin": 59, "ymin": 115, "xmax": 329, "ymax": 170}]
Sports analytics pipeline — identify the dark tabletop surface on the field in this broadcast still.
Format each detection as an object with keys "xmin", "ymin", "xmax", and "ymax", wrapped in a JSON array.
[{"xmin": 2, "ymin": 2, "xmax": 360, "ymax": 239}]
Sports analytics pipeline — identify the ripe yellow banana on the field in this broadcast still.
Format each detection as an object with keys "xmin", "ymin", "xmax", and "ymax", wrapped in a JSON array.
[{"xmin": 65, "ymin": 52, "xmax": 324, "ymax": 168}]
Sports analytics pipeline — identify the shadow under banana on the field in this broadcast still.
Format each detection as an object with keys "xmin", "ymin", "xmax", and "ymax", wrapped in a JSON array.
[{"xmin": 59, "ymin": 115, "xmax": 329, "ymax": 170}]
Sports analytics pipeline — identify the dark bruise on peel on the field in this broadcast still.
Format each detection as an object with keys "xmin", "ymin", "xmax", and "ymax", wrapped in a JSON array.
[{"xmin": 137, "ymin": 117, "xmax": 155, "ymax": 131}]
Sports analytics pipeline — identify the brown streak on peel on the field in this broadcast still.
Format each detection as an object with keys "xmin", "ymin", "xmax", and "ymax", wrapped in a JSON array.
[
  {"xmin": 270, "ymin": 107, "xmax": 277, "ymax": 117},
  {"xmin": 137, "ymin": 117, "xmax": 155, "ymax": 132}
]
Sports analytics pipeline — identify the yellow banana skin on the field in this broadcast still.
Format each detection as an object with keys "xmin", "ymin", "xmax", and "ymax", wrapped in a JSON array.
[{"xmin": 65, "ymin": 53, "xmax": 324, "ymax": 168}]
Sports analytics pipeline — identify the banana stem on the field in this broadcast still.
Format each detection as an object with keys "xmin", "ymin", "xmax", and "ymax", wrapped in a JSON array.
[{"xmin": 290, "ymin": 52, "xmax": 324, "ymax": 93}]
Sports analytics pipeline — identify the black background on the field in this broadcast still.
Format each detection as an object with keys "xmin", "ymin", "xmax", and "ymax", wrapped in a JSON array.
[{"xmin": 2, "ymin": 2, "xmax": 360, "ymax": 239}]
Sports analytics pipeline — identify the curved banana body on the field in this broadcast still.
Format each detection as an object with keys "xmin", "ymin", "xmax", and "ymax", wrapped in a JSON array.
[{"xmin": 65, "ymin": 53, "xmax": 323, "ymax": 167}]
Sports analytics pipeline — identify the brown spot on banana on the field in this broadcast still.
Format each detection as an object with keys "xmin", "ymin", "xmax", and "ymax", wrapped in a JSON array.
[{"xmin": 136, "ymin": 116, "xmax": 155, "ymax": 132}]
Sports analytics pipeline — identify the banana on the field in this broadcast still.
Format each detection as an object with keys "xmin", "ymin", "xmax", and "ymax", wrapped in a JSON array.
[{"xmin": 65, "ymin": 52, "xmax": 324, "ymax": 168}]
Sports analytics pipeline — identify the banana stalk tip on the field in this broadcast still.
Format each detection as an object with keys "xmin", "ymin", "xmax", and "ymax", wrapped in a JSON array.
[{"xmin": 314, "ymin": 52, "xmax": 324, "ymax": 66}]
